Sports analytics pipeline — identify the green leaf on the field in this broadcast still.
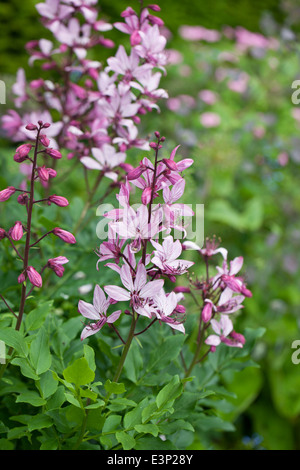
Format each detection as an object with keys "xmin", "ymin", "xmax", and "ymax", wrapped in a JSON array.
[
  {"xmin": 104, "ymin": 379, "xmax": 126, "ymax": 395},
  {"xmin": 83, "ymin": 344, "xmax": 96, "ymax": 372},
  {"xmin": 28, "ymin": 414, "xmax": 53, "ymax": 432},
  {"xmin": 115, "ymin": 431, "xmax": 136, "ymax": 450},
  {"xmin": 156, "ymin": 375, "xmax": 183, "ymax": 410},
  {"xmin": 11, "ymin": 357, "xmax": 39, "ymax": 380},
  {"xmin": 15, "ymin": 391, "xmax": 47, "ymax": 407},
  {"xmin": 102, "ymin": 414, "xmax": 122, "ymax": 433},
  {"xmin": 38, "ymin": 370, "xmax": 58, "ymax": 399},
  {"xmin": 134, "ymin": 423, "xmax": 159, "ymax": 437},
  {"xmin": 25, "ymin": 301, "xmax": 53, "ymax": 331},
  {"xmin": 29, "ymin": 327, "xmax": 52, "ymax": 375},
  {"xmin": 63, "ymin": 357, "xmax": 95, "ymax": 386},
  {"xmin": 0, "ymin": 328, "xmax": 28, "ymax": 358}
]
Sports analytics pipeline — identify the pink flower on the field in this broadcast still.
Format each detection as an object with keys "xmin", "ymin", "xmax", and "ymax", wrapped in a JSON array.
[
  {"xmin": 151, "ymin": 235, "xmax": 194, "ymax": 280},
  {"xmin": 179, "ymin": 25, "xmax": 220, "ymax": 42},
  {"xmin": 205, "ymin": 315, "xmax": 245, "ymax": 349},
  {"xmin": 80, "ymin": 144, "xmax": 126, "ymax": 181},
  {"xmin": 200, "ymin": 112, "xmax": 221, "ymax": 128},
  {"xmin": 182, "ymin": 237, "xmax": 228, "ymax": 260},
  {"xmin": 79, "ymin": 285, "xmax": 122, "ymax": 340},
  {"xmin": 12, "ymin": 69, "xmax": 28, "ymax": 108},
  {"xmin": 198, "ymin": 89, "xmax": 218, "ymax": 105},
  {"xmin": 104, "ymin": 263, "xmax": 164, "ymax": 317},
  {"xmin": 110, "ymin": 204, "xmax": 161, "ymax": 251},
  {"xmin": 53, "ymin": 227, "xmax": 76, "ymax": 244},
  {"xmin": 0, "ymin": 187, "xmax": 16, "ymax": 202},
  {"xmin": 151, "ymin": 290, "xmax": 185, "ymax": 333}
]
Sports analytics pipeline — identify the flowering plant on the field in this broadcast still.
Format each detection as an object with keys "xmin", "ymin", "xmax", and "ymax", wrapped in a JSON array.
[{"xmin": 0, "ymin": 0, "xmax": 260, "ymax": 453}]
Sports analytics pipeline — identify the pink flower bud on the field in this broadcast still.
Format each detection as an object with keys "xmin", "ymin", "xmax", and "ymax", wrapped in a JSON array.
[
  {"xmin": 99, "ymin": 38, "xmax": 115, "ymax": 48},
  {"xmin": 163, "ymin": 159, "xmax": 178, "ymax": 171},
  {"xmin": 53, "ymin": 228, "xmax": 76, "ymax": 244},
  {"xmin": 149, "ymin": 142, "xmax": 158, "ymax": 149},
  {"xmin": 230, "ymin": 331, "xmax": 246, "ymax": 345},
  {"xmin": 18, "ymin": 272, "xmax": 26, "ymax": 284},
  {"xmin": 48, "ymin": 168, "xmax": 57, "ymax": 179},
  {"xmin": 121, "ymin": 7, "xmax": 135, "ymax": 17},
  {"xmin": 42, "ymin": 122, "xmax": 51, "ymax": 128},
  {"xmin": 202, "ymin": 301, "xmax": 213, "ymax": 323},
  {"xmin": 174, "ymin": 286, "xmax": 191, "ymax": 293},
  {"xmin": 27, "ymin": 266, "xmax": 43, "ymax": 288},
  {"xmin": 14, "ymin": 144, "xmax": 32, "ymax": 162},
  {"xmin": 148, "ymin": 15, "xmax": 164, "ymax": 26},
  {"xmin": 130, "ymin": 30, "xmax": 142, "ymax": 46},
  {"xmin": 148, "ymin": 4, "xmax": 161, "ymax": 11},
  {"xmin": 141, "ymin": 187, "xmax": 152, "ymax": 205},
  {"xmin": 127, "ymin": 165, "xmax": 146, "ymax": 181},
  {"xmin": 174, "ymin": 304, "xmax": 186, "ymax": 314},
  {"xmin": 30, "ymin": 79, "xmax": 44, "ymax": 89},
  {"xmin": 17, "ymin": 194, "xmax": 28, "ymax": 205},
  {"xmin": 0, "ymin": 186, "xmax": 16, "ymax": 202},
  {"xmin": 48, "ymin": 195, "xmax": 69, "ymax": 207},
  {"xmin": 37, "ymin": 166, "xmax": 50, "ymax": 182},
  {"xmin": 48, "ymin": 256, "xmax": 69, "ymax": 278},
  {"xmin": 0, "ymin": 228, "xmax": 6, "ymax": 240},
  {"xmin": 241, "ymin": 286, "xmax": 252, "ymax": 298},
  {"xmin": 25, "ymin": 123, "xmax": 37, "ymax": 131},
  {"xmin": 10, "ymin": 221, "xmax": 24, "ymax": 241},
  {"xmin": 45, "ymin": 148, "xmax": 62, "ymax": 159},
  {"xmin": 39, "ymin": 134, "xmax": 50, "ymax": 147}
]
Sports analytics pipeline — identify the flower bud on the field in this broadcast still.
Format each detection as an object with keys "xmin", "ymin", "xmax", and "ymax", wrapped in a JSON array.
[
  {"xmin": 174, "ymin": 286, "xmax": 191, "ymax": 293},
  {"xmin": 48, "ymin": 195, "xmax": 69, "ymax": 207},
  {"xmin": 18, "ymin": 272, "xmax": 26, "ymax": 284},
  {"xmin": 148, "ymin": 4, "xmax": 161, "ymax": 11},
  {"xmin": 53, "ymin": 228, "xmax": 76, "ymax": 244},
  {"xmin": 48, "ymin": 256, "xmax": 69, "ymax": 278},
  {"xmin": 25, "ymin": 123, "xmax": 37, "ymax": 131},
  {"xmin": 141, "ymin": 187, "xmax": 152, "ymax": 205},
  {"xmin": 39, "ymin": 134, "xmax": 50, "ymax": 147},
  {"xmin": 127, "ymin": 165, "xmax": 146, "ymax": 181},
  {"xmin": 0, "ymin": 228, "xmax": 6, "ymax": 240},
  {"xmin": 163, "ymin": 159, "xmax": 178, "ymax": 171},
  {"xmin": 230, "ymin": 331, "xmax": 246, "ymax": 345},
  {"xmin": 14, "ymin": 144, "xmax": 32, "ymax": 162},
  {"xmin": 10, "ymin": 221, "xmax": 23, "ymax": 241},
  {"xmin": 30, "ymin": 79, "xmax": 44, "ymax": 89},
  {"xmin": 27, "ymin": 266, "xmax": 43, "ymax": 288},
  {"xmin": 45, "ymin": 148, "xmax": 62, "ymax": 159},
  {"xmin": 202, "ymin": 301, "xmax": 213, "ymax": 323},
  {"xmin": 148, "ymin": 15, "xmax": 164, "ymax": 26},
  {"xmin": 130, "ymin": 30, "xmax": 142, "ymax": 46},
  {"xmin": 17, "ymin": 194, "xmax": 28, "ymax": 205},
  {"xmin": 0, "ymin": 186, "xmax": 16, "ymax": 202}
]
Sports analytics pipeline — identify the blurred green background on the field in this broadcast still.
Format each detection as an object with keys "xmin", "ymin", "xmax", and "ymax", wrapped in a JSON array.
[{"xmin": 1, "ymin": 0, "xmax": 300, "ymax": 450}]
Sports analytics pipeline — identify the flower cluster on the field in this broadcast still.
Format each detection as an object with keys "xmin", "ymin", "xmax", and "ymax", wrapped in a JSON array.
[
  {"xmin": 78, "ymin": 133, "xmax": 194, "ymax": 340},
  {"xmin": 182, "ymin": 237, "xmax": 252, "ymax": 351},
  {"xmin": 2, "ymin": 0, "xmax": 169, "ymax": 188},
  {"xmin": 0, "ymin": 121, "xmax": 76, "ymax": 292}
]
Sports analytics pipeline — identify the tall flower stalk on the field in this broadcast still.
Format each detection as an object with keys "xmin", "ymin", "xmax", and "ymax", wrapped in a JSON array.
[{"xmin": 0, "ymin": 120, "xmax": 76, "ymax": 377}]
